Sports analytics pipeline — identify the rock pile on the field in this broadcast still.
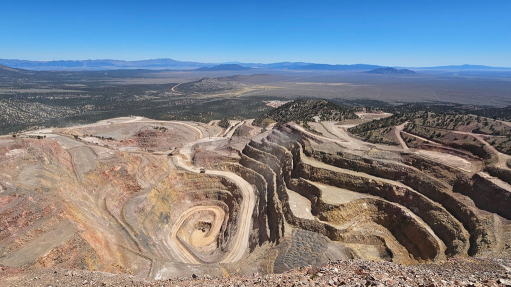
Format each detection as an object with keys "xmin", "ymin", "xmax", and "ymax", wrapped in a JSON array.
[{"xmin": 1, "ymin": 258, "xmax": 510, "ymax": 286}]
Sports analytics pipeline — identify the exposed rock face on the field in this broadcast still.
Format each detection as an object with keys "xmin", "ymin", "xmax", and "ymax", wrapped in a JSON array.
[
  {"xmin": 300, "ymin": 147, "xmax": 470, "ymax": 257},
  {"xmin": 456, "ymin": 173, "xmax": 511, "ymax": 220},
  {"xmin": 0, "ymin": 129, "xmax": 251, "ymax": 278},
  {"xmin": 485, "ymin": 166, "xmax": 511, "ymax": 186},
  {"xmin": 235, "ymin": 125, "xmax": 511, "ymax": 271},
  {"xmin": 1, "ymin": 118, "xmax": 510, "ymax": 280}
]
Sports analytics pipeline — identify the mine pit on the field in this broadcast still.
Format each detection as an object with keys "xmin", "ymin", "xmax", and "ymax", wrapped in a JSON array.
[
  {"xmin": 0, "ymin": 114, "xmax": 510, "ymax": 279},
  {"xmin": 176, "ymin": 207, "xmax": 225, "ymax": 253}
]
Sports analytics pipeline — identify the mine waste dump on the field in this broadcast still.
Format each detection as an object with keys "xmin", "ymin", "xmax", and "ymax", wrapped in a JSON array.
[{"xmin": 0, "ymin": 114, "xmax": 510, "ymax": 280}]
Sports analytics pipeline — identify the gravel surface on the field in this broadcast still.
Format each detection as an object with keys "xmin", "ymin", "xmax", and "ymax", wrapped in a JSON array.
[{"xmin": 2, "ymin": 257, "xmax": 511, "ymax": 286}]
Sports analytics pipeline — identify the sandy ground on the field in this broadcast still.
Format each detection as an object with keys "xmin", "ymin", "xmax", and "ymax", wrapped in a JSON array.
[
  {"xmin": 415, "ymin": 150, "xmax": 474, "ymax": 172},
  {"xmin": 308, "ymin": 122, "xmax": 338, "ymax": 139},
  {"xmin": 355, "ymin": 112, "xmax": 393, "ymax": 120},
  {"xmin": 286, "ymin": 189, "xmax": 315, "ymax": 220},
  {"xmin": 306, "ymin": 180, "xmax": 374, "ymax": 205}
]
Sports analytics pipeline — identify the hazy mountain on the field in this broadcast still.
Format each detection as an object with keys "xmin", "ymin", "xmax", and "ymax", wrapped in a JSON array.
[
  {"xmin": 196, "ymin": 64, "xmax": 252, "ymax": 71},
  {"xmin": 1, "ymin": 59, "xmax": 510, "ymax": 71},
  {"xmin": 252, "ymin": 62, "xmax": 311, "ymax": 69},
  {"xmin": 366, "ymin": 67, "xmax": 416, "ymax": 74},
  {"xmin": 0, "ymin": 58, "xmax": 210, "ymax": 71},
  {"xmin": 422, "ymin": 64, "xmax": 511, "ymax": 70},
  {"xmin": 244, "ymin": 62, "xmax": 383, "ymax": 70},
  {"xmin": 287, "ymin": 63, "xmax": 382, "ymax": 70}
]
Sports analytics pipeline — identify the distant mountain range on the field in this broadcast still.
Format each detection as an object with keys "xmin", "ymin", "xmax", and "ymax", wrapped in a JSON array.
[
  {"xmin": 418, "ymin": 64, "xmax": 511, "ymax": 70},
  {"xmin": 196, "ymin": 64, "xmax": 252, "ymax": 71},
  {"xmin": 0, "ymin": 58, "xmax": 207, "ymax": 70},
  {"xmin": 366, "ymin": 67, "xmax": 416, "ymax": 75},
  {"xmin": 0, "ymin": 58, "xmax": 510, "ymax": 71}
]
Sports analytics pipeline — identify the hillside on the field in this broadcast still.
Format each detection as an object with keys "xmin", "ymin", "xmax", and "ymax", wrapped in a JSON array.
[
  {"xmin": 174, "ymin": 77, "xmax": 245, "ymax": 94},
  {"xmin": 349, "ymin": 111, "xmax": 511, "ymax": 155},
  {"xmin": 366, "ymin": 67, "xmax": 416, "ymax": 74},
  {"xmin": 0, "ymin": 64, "xmax": 30, "ymax": 75},
  {"xmin": 253, "ymin": 99, "xmax": 359, "ymax": 127}
]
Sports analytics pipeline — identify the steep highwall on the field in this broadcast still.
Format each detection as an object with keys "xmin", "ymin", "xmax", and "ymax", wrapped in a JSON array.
[
  {"xmin": 216, "ymin": 178, "xmax": 244, "ymax": 255},
  {"xmin": 290, "ymin": 132, "xmax": 497, "ymax": 257},
  {"xmin": 456, "ymin": 174, "xmax": 511, "ymax": 220},
  {"xmin": 400, "ymin": 153, "xmax": 468, "ymax": 185},
  {"xmin": 295, "ymin": 159, "xmax": 467, "ymax": 257},
  {"xmin": 249, "ymin": 136, "xmax": 445, "ymax": 262},
  {"xmin": 286, "ymin": 178, "xmax": 443, "ymax": 262},
  {"xmin": 223, "ymin": 163, "xmax": 270, "ymax": 250},
  {"xmin": 235, "ymin": 126, "xmax": 507, "ymax": 263},
  {"xmin": 249, "ymin": 140, "xmax": 293, "ymax": 184},
  {"xmin": 484, "ymin": 167, "xmax": 511, "ymax": 186},
  {"xmin": 246, "ymin": 142, "xmax": 318, "ymax": 240},
  {"xmin": 239, "ymin": 153, "xmax": 285, "ymax": 243}
]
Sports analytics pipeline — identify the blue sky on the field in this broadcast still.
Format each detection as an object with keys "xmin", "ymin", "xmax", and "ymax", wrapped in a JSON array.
[{"xmin": 1, "ymin": 0, "xmax": 510, "ymax": 66}]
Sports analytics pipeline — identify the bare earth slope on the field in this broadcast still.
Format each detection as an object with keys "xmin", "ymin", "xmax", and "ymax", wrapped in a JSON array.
[{"xmin": 0, "ymin": 113, "xmax": 510, "ymax": 285}]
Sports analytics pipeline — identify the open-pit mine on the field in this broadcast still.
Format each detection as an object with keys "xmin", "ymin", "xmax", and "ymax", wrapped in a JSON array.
[{"xmin": 1, "ymin": 115, "xmax": 510, "ymax": 280}]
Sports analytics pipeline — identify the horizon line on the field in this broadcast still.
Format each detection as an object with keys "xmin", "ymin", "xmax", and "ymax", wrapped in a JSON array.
[{"xmin": 1, "ymin": 58, "xmax": 511, "ymax": 69}]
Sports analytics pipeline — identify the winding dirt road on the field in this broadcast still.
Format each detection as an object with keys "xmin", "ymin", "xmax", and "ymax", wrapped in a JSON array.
[
  {"xmin": 171, "ymin": 83, "xmax": 181, "ymax": 93},
  {"xmin": 224, "ymin": 121, "xmax": 245, "ymax": 138},
  {"xmin": 293, "ymin": 123, "xmax": 406, "ymax": 152},
  {"xmin": 394, "ymin": 123, "xmax": 409, "ymax": 151},
  {"xmin": 170, "ymin": 135, "xmax": 255, "ymax": 264}
]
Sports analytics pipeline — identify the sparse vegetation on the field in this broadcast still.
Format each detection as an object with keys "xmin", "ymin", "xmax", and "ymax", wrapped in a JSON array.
[
  {"xmin": 218, "ymin": 116, "xmax": 245, "ymax": 129},
  {"xmin": 253, "ymin": 99, "xmax": 358, "ymax": 130},
  {"xmin": 349, "ymin": 111, "xmax": 511, "ymax": 156},
  {"xmin": 0, "ymin": 70, "xmax": 275, "ymax": 134},
  {"xmin": 175, "ymin": 77, "xmax": 244, "ymax": 94},
  {"xmin": 348, "ymin": 113, "xmax": 413, "ymax": 145}
]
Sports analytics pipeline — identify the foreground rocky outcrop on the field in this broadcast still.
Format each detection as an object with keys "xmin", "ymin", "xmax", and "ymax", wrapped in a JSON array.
[{"xmin": 1, "ymin": 257, "xmax": 510, "ymax": 286}]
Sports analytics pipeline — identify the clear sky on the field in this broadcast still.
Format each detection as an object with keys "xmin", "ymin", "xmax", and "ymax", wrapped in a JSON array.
[{"xmin": 1, "ymin": 0, "xmax": 510, "ymax": 66}]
